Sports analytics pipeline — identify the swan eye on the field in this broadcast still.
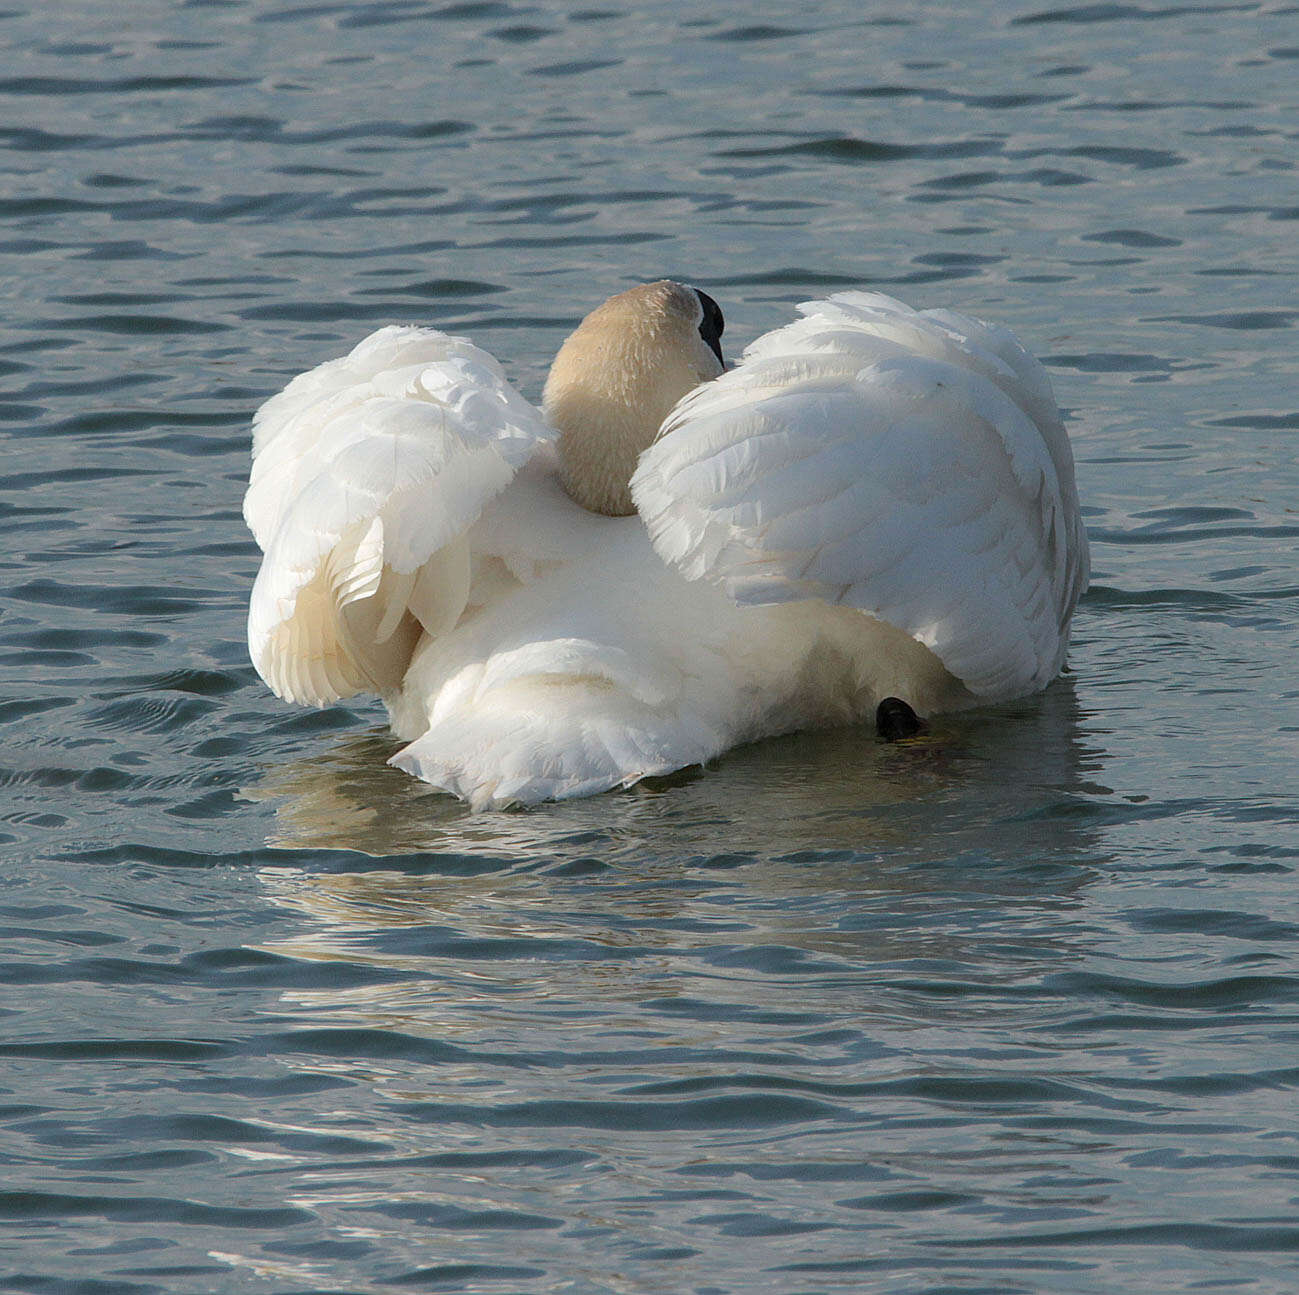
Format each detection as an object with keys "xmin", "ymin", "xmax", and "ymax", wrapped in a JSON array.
[{"xmin": 694, "ymin": 288, "xmax": 725, "ymax": 367}]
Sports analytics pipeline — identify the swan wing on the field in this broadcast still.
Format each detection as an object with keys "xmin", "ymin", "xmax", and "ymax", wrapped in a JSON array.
[
  {"xmin": 631, "ymin": 291, "xmax": 1089, "ymax": 700},
  {"xmin": 245, "ymin": 325, "xmax": 550, "ymax": 706}
]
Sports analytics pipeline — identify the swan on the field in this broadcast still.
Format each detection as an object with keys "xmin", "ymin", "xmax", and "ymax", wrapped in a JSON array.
[{"xmin": 245, "ymin": 280, "xmax": 1088, "ymax": 810}]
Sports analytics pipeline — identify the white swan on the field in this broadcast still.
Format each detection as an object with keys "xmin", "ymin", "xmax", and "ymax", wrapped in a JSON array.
[{"xmin": 245, "ymin": 280, "xmax": 1088, "ymax": 810}]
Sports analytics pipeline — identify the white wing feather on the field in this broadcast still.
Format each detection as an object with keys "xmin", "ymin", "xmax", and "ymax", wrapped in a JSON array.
[
  {"xmin": 245, "ymin": 325, "xmax": 551, "ymax": 706},
  {"xmin": 631, "ymin": 291, "xmax": 1089, "ymax": 701}
]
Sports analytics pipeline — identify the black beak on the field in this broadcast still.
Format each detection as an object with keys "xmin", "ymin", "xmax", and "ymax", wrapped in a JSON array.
[{"xmin": 694, "ymin": 288, "xmax": 725, "ymax": 368}]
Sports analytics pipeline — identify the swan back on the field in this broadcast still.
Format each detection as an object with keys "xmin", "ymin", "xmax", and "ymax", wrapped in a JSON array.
[{"xmin": 543, "ymin": 280, "xmax": 725, "ymax": 516}]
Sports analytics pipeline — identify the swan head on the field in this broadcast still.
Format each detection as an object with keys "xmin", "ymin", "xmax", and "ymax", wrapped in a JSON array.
[{"xmin": 543, "ymin": 279, "xmax": 725, "ymax": 516}]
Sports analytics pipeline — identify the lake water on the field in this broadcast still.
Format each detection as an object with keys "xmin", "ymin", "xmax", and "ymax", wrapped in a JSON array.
[{"xmin": 3, "ymin": 0, "xmax": 1299, "ymax": 1291}]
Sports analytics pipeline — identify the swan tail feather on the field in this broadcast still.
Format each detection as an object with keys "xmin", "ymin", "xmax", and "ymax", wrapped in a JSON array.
[{"xmin": 390, "ymin": 650, "xmax": 724, "ymax": 809}]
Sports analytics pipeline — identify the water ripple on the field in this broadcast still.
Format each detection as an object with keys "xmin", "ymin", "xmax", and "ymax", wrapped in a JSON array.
[{"xmin": 2, "ymin": 0, "xmax": 1298, "ymax": 1290}]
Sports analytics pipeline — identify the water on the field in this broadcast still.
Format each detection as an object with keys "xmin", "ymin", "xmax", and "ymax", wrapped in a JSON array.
[{"xmin": 2, "ymin": 0, "xmax": 1298, "ymax": 1290}]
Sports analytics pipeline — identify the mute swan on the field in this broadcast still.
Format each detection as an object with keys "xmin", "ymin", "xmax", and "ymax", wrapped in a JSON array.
[{"xmin": 245, "ymin": 280, "xmax": 1088, "ymax": 810}]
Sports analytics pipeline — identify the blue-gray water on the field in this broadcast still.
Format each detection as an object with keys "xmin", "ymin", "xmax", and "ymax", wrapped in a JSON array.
[{"xmin": 3, "ymin": 1, "xmax": 1298, "ymax": 1291}]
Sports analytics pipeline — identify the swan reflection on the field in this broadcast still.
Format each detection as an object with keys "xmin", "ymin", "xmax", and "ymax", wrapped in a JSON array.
[{"xmin": 246, "ymin": 679, "xmax": 1105, "ymax": 1012}]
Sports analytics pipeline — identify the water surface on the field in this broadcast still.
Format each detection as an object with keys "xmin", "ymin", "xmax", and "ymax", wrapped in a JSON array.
[{"xmin": 2, "ymin": 1, "xmax": 1299, "ymax": 1291}]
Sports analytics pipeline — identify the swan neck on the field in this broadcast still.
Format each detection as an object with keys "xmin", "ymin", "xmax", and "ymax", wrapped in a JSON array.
[
  {"xmin": 551, "ymin": 403, "xmax": 652, "ymax": 517},
  {"xmin": 542, "ymin": 280, "xmax": 723, "ymax": 517}
]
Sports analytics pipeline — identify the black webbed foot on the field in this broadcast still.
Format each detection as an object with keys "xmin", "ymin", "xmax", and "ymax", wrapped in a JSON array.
[{"xmin": 876, "ymin": 696, "xmax": 927, "ymax": 741}]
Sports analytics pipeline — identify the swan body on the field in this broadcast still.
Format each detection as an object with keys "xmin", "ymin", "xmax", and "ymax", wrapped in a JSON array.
[{"xmin": 246, "ymin": 282, "xmax": 1088, "ymax": 809}]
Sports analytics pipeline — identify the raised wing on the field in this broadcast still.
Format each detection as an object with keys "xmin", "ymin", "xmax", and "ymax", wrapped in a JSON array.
[
  {"xmin": 631, "ymin": 291, "xmax": 1089, "ymax": 701},
  {"xmin": 245, "ymin": 325, "xmax": 550, "ymax": 705}
]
